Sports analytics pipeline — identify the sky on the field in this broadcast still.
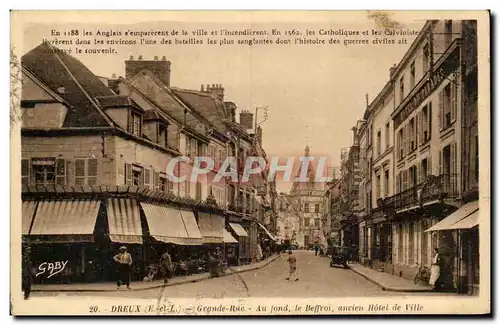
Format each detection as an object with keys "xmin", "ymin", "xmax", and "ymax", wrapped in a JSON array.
[{"xmin": 14, "ymin": 11, "xmax": 425, "ymax": 193}]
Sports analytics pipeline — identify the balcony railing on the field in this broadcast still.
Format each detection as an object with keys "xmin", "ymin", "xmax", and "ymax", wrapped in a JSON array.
[{"xmin": 388, "ymin": 173, "xmax": 459, "ymax": 211}]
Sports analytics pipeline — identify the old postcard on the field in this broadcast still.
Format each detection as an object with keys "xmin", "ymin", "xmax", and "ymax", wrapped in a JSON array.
[{"xmin": 10, "ymin": 10, "xmax": 490, "ymax": 316}]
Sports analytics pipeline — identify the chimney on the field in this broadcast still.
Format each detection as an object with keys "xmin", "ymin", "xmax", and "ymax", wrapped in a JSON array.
[
  {"xmin": 207, "ymin": 84, "xmax": 225, "ymax": 101},
  {"xmin": 224, "ymin": 102, "xmax": 237, "ymax": 123},
  {"xmin": 125, "ymin": 56, "xmax": 172, "ymax": 86},
  {"xmin": 239, "ymin": 110, "xmax": 254, "ymax": 130},
  {"xmin": 389, "ymin": 64, "xmax": 397, "ymax": 79},
  {"xmin": 257, "ymin": 125, "xmax": 263, "ymax": 146},
  {"xmin": 200, "ymin": 84, "xmax": 204, "ymax": 92}
]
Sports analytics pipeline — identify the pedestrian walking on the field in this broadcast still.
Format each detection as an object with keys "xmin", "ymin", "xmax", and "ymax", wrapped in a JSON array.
[
  {"xmin": 315, "ymin": 245, "xmax": 319, "ymax": 256},
  {"xmin": 429, "ymin": 247, "xmax": 441, "ymax": 290},
  {"xmin": 160, "ymin": 251, "xmax": 173, "ymax": 283},
  {"xmin": 285, "ymin": 251, "xmax": 298, "ymax": 281},
  {"xmin": 113, "ymin": 246, "xmax": 133, "ymax": 290},
  {"xmin": 22, "ymin": 246, "xmax": 33, "ymax": 300}
]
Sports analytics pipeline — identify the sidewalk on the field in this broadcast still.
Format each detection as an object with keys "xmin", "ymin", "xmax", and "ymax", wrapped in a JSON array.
[
  {"xmin": 349, "ymin": 263, "xmax": 435, "ymax": 293},
  {"xmin": 32, "ymin": 254, "xmax": 281, "ymax": 293}
]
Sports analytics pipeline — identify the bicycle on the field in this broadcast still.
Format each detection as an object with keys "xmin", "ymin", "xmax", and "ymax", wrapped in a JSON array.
[{"xmin": 414, "ymin": 263, "xmax": 430, "ymax": 285}]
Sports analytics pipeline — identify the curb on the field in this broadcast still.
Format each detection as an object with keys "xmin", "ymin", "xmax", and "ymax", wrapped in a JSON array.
[
  {"xmin": 33, "ymin": 255, "xmax": 282, "ymax": 293},
  {"xmin": 349, "ymin": 266, "xmax": 436, "ymax": 293}
]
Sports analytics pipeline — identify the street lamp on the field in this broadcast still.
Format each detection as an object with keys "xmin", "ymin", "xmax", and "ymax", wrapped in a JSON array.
[{"xmin": 254, "ymin": 106, "xmax": 269, "ymax": 136}]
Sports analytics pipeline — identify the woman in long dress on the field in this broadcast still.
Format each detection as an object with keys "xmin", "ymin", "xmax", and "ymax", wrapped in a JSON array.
[{"xmin": 429, "ymin": 247, "xmax": 441, "ymax": 290}]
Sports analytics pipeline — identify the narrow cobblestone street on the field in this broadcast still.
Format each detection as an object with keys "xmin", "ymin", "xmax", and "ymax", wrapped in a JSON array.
[{"xmin": 32, "ymin": 251, "xmax": 457, "ymax": 299}]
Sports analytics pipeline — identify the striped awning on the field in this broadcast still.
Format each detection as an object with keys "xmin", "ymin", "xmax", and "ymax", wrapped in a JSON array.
[
  {"xmin": 229, "ymin": 222, "xmax": 249, "ymax": 237},
  {"xmin": 106, "ymin": 198, "xmax": 143, "ymax": 244},
  {"xmin": 257, "ymin": 221, "xmax": 277, "ymax": 241},
  {"xmin": 425, "ymin": 201, "xmax": 479, "ymax": 232},
  {"xmin": 179, "ymin": 209, "xmax": 203, "ymax": 245},
  {"xmin": 22, "ymin": 201, "xmax": 38, "ymax": 235},
  {"xmin": 198, "ymin": 212, "xmax": 224, "ymax": 244},
  {"xmin": 223, "ymin": 229, "xmax": 238, "ymax": 244},
  {"xmin": 30, "ymin": 200, "xmax": 100, "ymax": 242}
]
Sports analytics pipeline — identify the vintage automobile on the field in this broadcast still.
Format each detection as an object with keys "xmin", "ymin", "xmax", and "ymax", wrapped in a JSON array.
[{"xmin": 329, "ymin": 246, "xmax": 350, "ymax": 269}]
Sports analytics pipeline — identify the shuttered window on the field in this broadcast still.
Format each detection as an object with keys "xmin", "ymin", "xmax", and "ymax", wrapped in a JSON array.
[
  {"xmin": 125, "ymin": 163, "xmax": 132, "ymax": 186},
  {"xmin": 74, "ymin": 158, "xmax": 97, "ymax": 186},
  {"xmin": 144, "ymin": 168, "xmax": 151, "ymax": 189},
  {"xmin": 21, "ymin": 159, "xmax": 30, "ymax": 186}
]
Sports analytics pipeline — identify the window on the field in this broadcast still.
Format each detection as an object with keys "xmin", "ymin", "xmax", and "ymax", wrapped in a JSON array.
[
  {"xmin": 445, "ymin": 20, "xmax": 453, "ymax": 46},
  {"xmin": 21, "ymin": 159, "xmax": 30, "ymax": 185},
  {"xmin": 159, "ymin": 124, "xmax": 168, "ymax": 147},
  {"xmin": 191, "ymin": 139, "xmax": 197, "ymax": 156},
  {"xmin": 376, "ymin": 130, "xmax": 381, "ymax": 156},
  {"xmin": 421, "ymin": 158, "xmax": 429, "ymax": 183},
  {"xmin": 132, "ymin": 168, "xmax": 142, "ymax": 186},
  {"xmin": 31, "ymin": 158, "xmax": 56, "ymax": 185},
  {"xmin": 315, "ymin": 204, "xmax": 320, "ymax": 213},
  {"xmin": 440, "ymin": 82, "xmax": 457, "ymax": 130},
  {"xmin": 423, "ymin": 43, "xmax": 430, "ymax": 73},
  {"xmin": 410, "ymin": 61, "xmax": 416, "ymax": 89},
  {"xmin": 421, "ymin": 103, "xmax": 432, "ymax": 144},
  {"xmin": 375, "ymin": 174, "xmax": 381, "ymax": 200},
  {"xmin": 385, "ymin": 123, "xmax": 390, "ymax": 149},
  {"xmin": 397, "ymin": 129, "xmax": 404, "ymax": 160},
  {"xmin": 384, "ymin": 169, "xmax": 390, "ymax": 196},
  {"xmin": 75, "ymin": 158, "xmax": 98, "ymax": 186},
  {"xmin": 303, "ymin": 203, "xmax": 309, "ymax": 213},
  {"xmin": 367, "ymin": 126, "xmax": 372, "ymax": 147},
  {"xmin": 159, "ymin": 175, "xmax": 167, "ymax": 192},
  {"xmin": 129, "ymin": 111, "xmax": 142, "ymax": 136},
  {"xmin": 399, "ymin": 75, "xmax": 405, "ymax": 103},
  {"xmin": 314, "ymin": 218, "xmax": 320, "ymax": 228},
  {"xmin": 409, "ymin": 118, "xmax": 416, "ymax": 152}
]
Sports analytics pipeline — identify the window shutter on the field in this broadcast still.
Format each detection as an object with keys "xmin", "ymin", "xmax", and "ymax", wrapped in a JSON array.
[
  {"xmin": 439, "ymin": 90, "xmax": 444, "ymax": 130},
  {"xmin": 451, "ymin": 79, "xmax": 457, "ymax": 122},
  {"xmin": 416, "ymin": 164, "xmax": 421, "ymax": 185},
  {"xmin": 87, "ymin": 158, "xmax": 98, "ymax": 185},
  {"xmin": 428, "ymin": 102, "xmax": 432, "ymax": 141},
  {"xmin": 396, "ymin": 173, "xmax": 400, "ymax": 193},
  {"xmin": 55, "ymin": 158, "xmax": 66, "ymax": 185},
  {"xmin": 153, "ymin": 171, "xmax": 160, "ymax": 190},
  {"xmin": 144, "ymin": 168, "xmax": 151, "ymax": 189},
  {"xmin": 75, "ymin": 159, "xmax": 86, "ymax": 186},
  {"xmin": 125, "ymin": 163, "xmax": 132, "ymax": 186},
  {"xmin": 402, "ymin": 127, "xmax": 407, "ymax": 157},
  {"xmin": 21, "ymin": 159, "xmax": 30, "ymax": 186}
]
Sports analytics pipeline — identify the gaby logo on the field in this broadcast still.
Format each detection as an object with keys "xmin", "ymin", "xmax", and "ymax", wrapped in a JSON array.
[
  {"xmin": 164, "ymin": 156, "xmax": 333, "ymax": 183},
  {"xmin": 36, "ymin": 261, "xmax": 69, "ymax": 279}
]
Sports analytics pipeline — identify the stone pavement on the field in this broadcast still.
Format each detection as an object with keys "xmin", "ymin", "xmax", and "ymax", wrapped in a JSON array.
[
  {"xmin": 32, "ymin": 254, "xmax": 281, "ymax": 292},
  {"xmin": 348, "ymin": 263, "xmax": 435, "ymax": 292}
]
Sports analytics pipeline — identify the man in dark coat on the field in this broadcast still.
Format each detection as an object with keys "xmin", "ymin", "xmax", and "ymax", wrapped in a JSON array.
[
  {"xmin": 160, "ymin": 251, "xmax": 173, "ymax": 283},
  {"xmin": 22, "ymin": 246, "xmax": 33, "ymax": 300}
]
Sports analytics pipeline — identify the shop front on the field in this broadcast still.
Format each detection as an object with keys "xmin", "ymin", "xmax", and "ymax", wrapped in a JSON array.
[
  {"xmin": 425, "ymin": 200, "xmax": 479, "ymax": 294},
  {"xmin": 228, "ymin": 222, "xmax": 249, "ymax": 265}
]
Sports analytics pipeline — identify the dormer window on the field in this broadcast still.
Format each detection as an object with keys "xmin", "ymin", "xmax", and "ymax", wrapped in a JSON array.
[
  {"xmin": 159, "ymin": 123, "xmax": 168, "ymax": 147},
  {"xmin": 129, "ymin": 111, "xmax": 142, "ymax": 136}
]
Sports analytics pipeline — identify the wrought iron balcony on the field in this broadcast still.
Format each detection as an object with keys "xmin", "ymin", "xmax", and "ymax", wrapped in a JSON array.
[{"xmin": 389, "ymin": 173, "xmax": 459, "ymax": 211}]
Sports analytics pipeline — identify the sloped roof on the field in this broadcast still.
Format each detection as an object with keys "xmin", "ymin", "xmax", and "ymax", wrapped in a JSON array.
[
  {"xmin": 95, "ymin": 95, "xmax": 132, "ymax": 108},
  {"xmin": 171, "ymin": 88, "xmax": 228, "ymax": 133},
  {"xmin": 127, "ymin": 70, "xmax": 206, "ymax": 138},
  {"xmin": 21, "ymin": 43, "xmax": 113, "ymax": 127}
]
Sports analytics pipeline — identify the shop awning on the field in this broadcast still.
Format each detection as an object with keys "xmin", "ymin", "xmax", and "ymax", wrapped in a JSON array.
[
  {"xmin": 140, "ymin": 203, "xmax": 200, "ymax": 245},
  {"xmin": 257, "ymin": 221, "xmax": 277, "ymax": 241},
  {"xmin": 229, "ymin": 222, "xmax": 249, "ymax": 237},
  {"xmin": 22, "ymin": 201, "xmax": 38, "ymax": 235},
  {"xmin": 30, "ymin": 199, "xmax": 100, "ymax": 242},
  {"xmin": 448, "ymin": 210, "xmax": 479, "ymax": 230},
  {"xmin": 223, "ymin": 229, "xmax": 239, "ymax": 244},
  {"xmin": 107, "ymin": 198, "xmax": 143, "ymax": 244},
  {"xmin": 425, "ymin": 201, "xmax": 479, "ymax": 232},
  {"xmin": 179, "ymin": 209, "xmax": 203, "ymax": 245},
  {"xmin": 198, "ymin": 212, "xmax": 224, "ymax": 243}
]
